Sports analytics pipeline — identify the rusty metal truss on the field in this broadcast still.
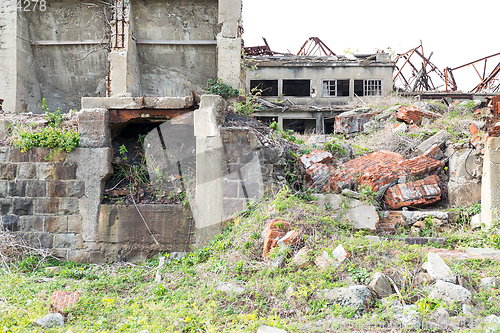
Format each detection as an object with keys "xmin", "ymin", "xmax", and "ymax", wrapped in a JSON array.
[
  {"xmin": 393, "ymin": 41, "xmax": 452, "ymax": 92},
  {"xmin": 296, "ymin": 37, "xmax": 336, "ymax": 57},
  {"xmin": 243, "ymin": 37, "xmax": 273, "ymax": 56},
  {"xmin": 444, "ymin": 52, "xmax": 500, "ymax": 93}
]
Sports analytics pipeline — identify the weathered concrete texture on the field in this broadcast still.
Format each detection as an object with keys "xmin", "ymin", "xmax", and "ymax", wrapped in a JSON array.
[
  {"xmin": 447, "ymin": 145, "xmax": 482, "ymax": 207},
  {"xmin": 78, "ymin": 109, "xmax": 111, "ymax": 148},
  {"xmin": 134, "ymin": 0, "xmax": 219, "ymax": 96},
  {"xmin": 317, "ymin": 285, "xmax": 373, "ymax": 314},
  {"xmin": 217, "ymin": 36, "xmax": 242, "ymax": 89},
  {"xmin": 428, "ymin": 280, "xmax": 472, "ymax": 305},
  {"xmin": 334, "ymin": 109, "xmax": 378, "ymax": 134},
  {"xmin": 481, "ymin": 137, "xmax": 500, "ymax": 228},
  {"xmin": 423, "ymin": 253, "xmax": 455, "ymax": 283},
  {"xmin": 25, "ymin": 0, "xmax": 109, "ymax": 112},
  {"xmin": 413, "ymin": 130, "xmax": 450, "ymax": 157},
  {"xmin": 369, "ymin": 272, "xmax": 393, "ymax": 297},
  {"xmin": 97, "ymin": 204, "xmax": 192, "ymax": 262}
]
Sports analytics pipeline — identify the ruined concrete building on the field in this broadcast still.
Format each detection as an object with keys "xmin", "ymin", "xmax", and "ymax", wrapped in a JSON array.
[
  {"xmin": 245, "ymin": 52, "xmax": 394, "ymax": 133},
  {"xmin": 0, "ymin": 0, "xmax": 242, "ymax": 113}
]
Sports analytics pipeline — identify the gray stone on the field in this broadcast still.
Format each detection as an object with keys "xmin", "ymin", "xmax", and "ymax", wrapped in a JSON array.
[
  {"xmin": 422, "ymin": 253, "xmax": 455, "ymax": 283},
  {"xmin": 345, "ymin": 203, "xmax": 378, "ymax": 230},
  {"xmin": 462, "ymin": 304, "xmax": 477, "ymax": 316},
  {"xmin": 285, "ymin": 284, "xmax": 297, "ymax": 299},
  {"xmin": 78, "ymin": 109, "xmax": 111, "ymax": 148},
  {"xmin": 480, "ymin": 277, "xmax": 499, "ymax": 290},
  {"xmin": 393, "ymin": 123, "xmax": 407, "ymax": 133},
  {"xmin": 341, "ymin": 189, "xmax": 362, "ymax": 200},
  {"xmin": 217, "ymin": 282, "xmax": 246, "ymax": 295},
  {"xmin": 369, "ymin": 272, "xmax": 393, "ymax": 297},
  {"xmin": 53, "ymin": 234, "xmax": 76, "ymax": 249},
  {"xmin": 471, "ymin": 214, "xmax": 482, "ymax": 229},
  {"xmin": 428, "ymin": 280, "xmax": 472, "ymax": 305},
  {"xmin": 365, "ymin": 236, "xmax": 381, "ymax": 243},
  {"xmin": 257, "ymin": 325, "xmax": 287, "ymax": 333},
  {"xmin": 394, "ymin": 305, "xmax": 422, "ymax": 329},
  {"xmin": 413, "ymin": 130, "xmax": 450, "ymax": 156},
  {"xmin": 34, "ymin": 313, "xmax": 64, "ymax": 328},
  {"xmin": 401, "ymin": 210, "xmax": 449, "ymax": 226},
  {"xmin": 317, "ymin": 285, "xmax": 373, "ymax": 314},
  {"xmin": 484, "ymin": 315, "xmax": 500, "ymax": 333}
]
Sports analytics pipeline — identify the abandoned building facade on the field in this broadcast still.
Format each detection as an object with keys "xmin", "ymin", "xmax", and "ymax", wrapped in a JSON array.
[{"xmin": 245, "ymin": 53, "xmax": 394, "ymax": 133}]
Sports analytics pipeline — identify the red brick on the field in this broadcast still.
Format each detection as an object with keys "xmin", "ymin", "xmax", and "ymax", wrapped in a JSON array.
[
  {"xmin": 50, "ymin": 291, "xmax": 79, "ymax": 314},
  {"xmin": 423, "ymin": 144, "xmax": 444, "ymax": 160},
  {"xmin": 408, "ymin": 124, "xmax": 420, "ymax": 133},
  {"xmin": 304, "ymin": 162, "xmax": 333, "ymax": 189},
  {"xmin": 383, "ymin": 175, "xmax": 441, "ymax": 209},
  {"xmin": 397, "ymin": 105, "xmax": 441, "ymax": 124},
  {"xmin": 470, "ymin": 123, "xmax": 479, "ymax": 135},
  {"xmin": 263, "ymin": 220, "xmax": 290, "ymax": 258}
]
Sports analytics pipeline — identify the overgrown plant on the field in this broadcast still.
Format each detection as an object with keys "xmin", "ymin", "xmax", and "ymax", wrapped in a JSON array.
[
  {"xmin": 204, "ymin": 78, "xmax": 239, "ymax": 100},
  {"xmin": 269, "ymin": 121, "xmax": 304, "ymax": 145},
  {"xmin": 234, "ymin": 88, "xmax": 263, "ymax": 117}
]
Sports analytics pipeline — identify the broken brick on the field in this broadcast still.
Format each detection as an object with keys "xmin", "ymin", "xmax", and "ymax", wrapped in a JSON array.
[
  {"xmin": 263, "ymin": 219, "xmax": 290, "ymax": 258},
  {"xmin": 304, "ymin": 162, "xmax": 333, "ymax": 189},
  {"xmin": 470, "ymin": 123, "xmax": 479, "ymax": 135},
  {"xmin": 423, "ymin": 144, "xmax": 444, "ymax": 161},
  {"xmin": 50, "ymin": 291, "xmax": 79, "ymax": 314},
  {"xmin": 277, "ymin": 230, "xmax": 300, "ymax": 247},
  {"xmin": 383, "ymin": 175, "xmax": 442, "ymax": 209},
  {"xmin": 314, "ymin": 244, "xmax": 350, "ymax": 269},
  {"xmin": 378, "ymin": 211, "xmax": 407, "ymax": 234},
  {"xmin": 408, "ymin": 124, "xmax": 420, "ymax": 133},
  {"xmin": 397, "ymin": 105, "xmax": 441, "ymax": 124},
  {"xmin": 298, "ymin": 150, "xmax": 333, "ymax": 171},
  {"xmin": 399, "ymin": 155, "xmax": 444, "ymax": 178}
]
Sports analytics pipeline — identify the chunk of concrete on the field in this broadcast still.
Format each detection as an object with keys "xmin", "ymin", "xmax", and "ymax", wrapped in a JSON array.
[
  {"xmin": 393, "ymin": 305, "xmax": 422, "ymax": 330},
  {"xmin": 317, "ymin": 285, "xmax": 373, "ymax": 314},
  {"xmin": 428, "ymin": 280, "xmax": 472, "ymax": 305},
  {"xmin": 34, "ymin": 313, "xmax": 64, "ymax": 328},
  {"xmin": 345, "ymin": 203, "xmax": 379, "ymax": 230},
  {"xmin": 292, "ymin": 246, "xmax": 311, "ymax": 266},
  {"xmin": 216, "ymin": 282, "xmax": 246, "ymax": 295},
  {"xmin": 369, "ymin": 272, "xmax": 393, "ymax": 297},
  {"xmin": 422, "ymin": 253, "xmax": 455, "ymax": 283},
  {"xmin": 471, "ymin": 214, "xmax": 482, "ymax": 229},
  {"xmin": 465, "ymin": 248, "xmax": 500, "ymax": 256},
  {"xmin": 314, "ymin": 244, "xmax": 350, "ymax": 269},
  {"xmin": 479, "ymin": 277, "xmax": 499, "ymax": 290},
  {"xmin": 413, "ymin": 130, "xmax": 450, "ymax": 156}
]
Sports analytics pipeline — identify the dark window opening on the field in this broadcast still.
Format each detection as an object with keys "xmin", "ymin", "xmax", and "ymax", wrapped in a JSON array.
[
  {"xmin": 283, "ymin": 79, "xmax": 310, "ymax": 97},
  {"xmin": 354, "ymin": 80, "xmax": 364, "ymax": 97},
  {"xmin": 337, "ymin": 79, "xmax": 350, "ymax": 97},
  {"xmin": 324, "ymin": 119, "xmax": 335, "ymax": 134},
  {"xmin": 250, "ymin": 80, "xmax": 278, "ymax": 96},
  {"xmin": 255, "ymin": 116, "xmax": 277, "ymax": 126}
]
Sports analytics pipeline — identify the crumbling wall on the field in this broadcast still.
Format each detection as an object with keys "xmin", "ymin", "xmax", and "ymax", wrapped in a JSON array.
[{"xmin": 131, "ymin": 0, "xmax": 219, "ymax": 96}]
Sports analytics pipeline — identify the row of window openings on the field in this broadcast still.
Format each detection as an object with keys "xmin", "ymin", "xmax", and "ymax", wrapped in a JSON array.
[{"xmin": 250, "ymin": 79, "xmax": 382, "ymax": 97}]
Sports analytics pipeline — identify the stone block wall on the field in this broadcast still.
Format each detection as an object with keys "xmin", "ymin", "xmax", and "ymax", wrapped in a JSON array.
[{"xmin": 0, "ymin": 147, "xmax": 89, "ymax": 262}]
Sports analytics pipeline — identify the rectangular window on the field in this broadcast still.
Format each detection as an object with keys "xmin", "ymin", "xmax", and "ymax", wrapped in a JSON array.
[
  {"xmin": 282, "ymin": 79, "xmax": 310, "ymax": 97},
  {"xmin": 322, "ymin": 80, "xmax": 336, "ymax": 97},
  {"xmin": 322, "ymin": 79, "xmax": 350, "ymax": 97},
  {"xmin": 364, "ymin": 79, "xmax": 382, "ymax": 96},
  {"xmin": 250, "ymin": 80, "xmax": 278, "ymax": 96},
  {"xmin": 353, "ymin": 79, "xmax": 383, "ymax": 96}
]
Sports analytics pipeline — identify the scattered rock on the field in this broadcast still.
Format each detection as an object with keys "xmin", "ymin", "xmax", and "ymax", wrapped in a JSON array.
[
  {"xmin": 257, "ymin": 325, "xmax": 287, "ymax": 333},
  {"xmin": 285, "ymin": 284, "xmax": 297, "ymax": 299},
  {"xmin": 471, "ymin": 214, "xmax": 482, "ymax": 229},
  {"xmin": 216, "ymin": 282, "xmax": 246, "ymax": 295},
  {"xmin": 428, "ymin": 280, "xmax": 472, "ymax": 305},
  {"xmin": 341, "ymin": 189, "xmax": 362, "ymax": 200},
  {"xmin": 393, "ymin": 304, "xmax": 422, "ymax": 329},
  {"xmin": 465, "ymin": 247, "xmax": 500, "ymax": 256},
  {"xmin": 413, "ymin": 129, "xmax": 450, "ymax": 156},
  {"xmin": 292, "ymin": 246, "xmax": 311, "ymax": 266},
  {"xmin": 368, "ymin": 272, "xmax": 393, "ymax": 297},
  {"xmin": 416, "ymin": 272, "xmax": 433, "ymax": 285},
  {"xmin": 276, "ymin": 230, "xmax": 300, "ymax": 248},
  {"xmin": 345, "ymin": 203, "xmax": 379, "ymax": 230},
  {"xmin": 306, "ymin": 135, "xmax": 328, "ymax": 145},
  {"xmin": 315, "ymin": 244, "xmax": 350, "ymax": 269},
  {"xmin": 317, "ymin": 285, "xmax": 373, "ymax": 314},
  {"xmin": 45, "ymin": 266, "xmax": 61, "ymax": 274},
  {"xmin": 484, "ymin": 314, "xmax": 500, "ymax": 333},
  {"xmin": 480, "ymin": 277, "xmax": 499, "ymax": 290},
  {"xmin": 393, "ymin": 123, "xmax": 407, "ymax": 133},
  {"xmin": 462, "ymin": 304, "xmax": 477, "ymax": 317},
  {"xmin": 331, "ymin": 244, "xmax": 350, "ymax": 262},
  {"xmin": 34, "ymin": 313, "xmax": 64, "ymax": 328},
  {"xmin": 263, "ymin": 220, "xmax": 290, "ymax": 258},
  {"xmin": 365, "ymin": 235, "xmax": 381, "ymax": 243},
  {"xmin": 422, "ymin": 253, "xmax": 455, "ymax": 283}
]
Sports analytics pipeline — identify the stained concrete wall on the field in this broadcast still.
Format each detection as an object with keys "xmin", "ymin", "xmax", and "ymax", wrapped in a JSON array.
[
  {"xmin": 481, "ymin": 136, "xmax": 500, "ymax": 228},
  {"xmin": 245, "ymin": 58, "xmax": 394, "ymax": 106}
]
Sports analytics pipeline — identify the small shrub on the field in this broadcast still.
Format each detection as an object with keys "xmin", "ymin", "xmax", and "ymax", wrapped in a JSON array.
[
  {"xmin": 204, "ymin": 78, "xmax": 239, "ymax": 100},
  {"xmin": 324, "ymin": 138, "xmax": 346, "ymax": 158}
]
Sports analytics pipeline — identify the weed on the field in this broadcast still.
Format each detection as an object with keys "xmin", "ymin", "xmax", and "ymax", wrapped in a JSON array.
[
  {"xmin": 204, "ymin": 78, "xmax": 239, "ymax": 100},
  {"xmin": 324, "ymin": 138, "xmax": 346, "ymax": 158},
  {"xmin": 269, "ymin": 121, "xmax": 304, "ymax": 144},
  {"xmin": 234, "ymin": 88, "xmax": 263, "ymax": 117}
]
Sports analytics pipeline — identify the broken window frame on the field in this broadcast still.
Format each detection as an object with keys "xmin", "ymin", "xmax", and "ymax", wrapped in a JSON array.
[
  {"xmin": 364, "ymin": 79, "xmax": 383, "ymax": 96},
  {"xmin": 322, "ymin": 80, "xmax": 337, "ymax": 97}
]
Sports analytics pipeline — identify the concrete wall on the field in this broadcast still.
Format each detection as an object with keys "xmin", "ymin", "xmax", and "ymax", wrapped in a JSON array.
[
  {"xmin": 481, "ymin": 136, "xmax": 500, "ymax": 228},
  {"xmin": 245, "ymin": 58, "xmax": 394, "ymax": 106}
]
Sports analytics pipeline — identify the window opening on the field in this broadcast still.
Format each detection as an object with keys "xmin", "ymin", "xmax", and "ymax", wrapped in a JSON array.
[
  {"xmin": 283, "ymin": 79, "xmax": 310, "ymax": 97},
  {"xmin": 250, "ymin": 80, "xmax": 278, "ymax": 96}
]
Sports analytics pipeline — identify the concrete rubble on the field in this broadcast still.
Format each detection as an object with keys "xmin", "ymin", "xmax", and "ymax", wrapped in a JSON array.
[
  {"xmin": 316, "ymin": 285, "xmax": 373, "ymax": 314},
  {"xmin": 428, "ymin": 280, "xmax": 472, "ymax": 305},
  {"xmin": 422, "ymin": 253, "xmax": 455, "ymax": 283}
]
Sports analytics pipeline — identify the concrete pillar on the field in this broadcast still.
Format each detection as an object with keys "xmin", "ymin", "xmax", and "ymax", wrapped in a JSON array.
[
  {"xmin": 0, "ymin": 1, "xmax": 41, "ymax": 113},
  {"xmin": 193, "ymin": 95, "xmax": 226, "ymax": 247},
  {"xmin": 107, "ymin": 0, "xmax": 142, "ymax": 97},
  {"xmin": 315, "ymin": 113, "xmax": 324, "ymax": 134},
  {"xmin": 481, "ymin": 137, "xmax": 500, "ymax": 228},
  {"xmin": 277, "ymin": 115, "xmax": 284, "ymax": 130},
  {"xmin": 217, "ymin": 0, "xmax": 242, "ymax": 89}
]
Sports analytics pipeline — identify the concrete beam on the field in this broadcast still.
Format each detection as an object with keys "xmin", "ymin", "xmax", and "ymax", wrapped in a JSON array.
[{"xmin": 217, "ymin": 36, "xmax": 242, "ymax": 90}]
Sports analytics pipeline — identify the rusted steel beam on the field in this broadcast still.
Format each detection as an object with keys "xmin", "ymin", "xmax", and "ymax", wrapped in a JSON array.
[
  {"xmin": 451, "ymin": 52, "xmax": 500, "ymax": 71},
  {"xmin": 296, "ymin": 37, "xmax": 336, "ymax": 56},
  {"xmin": 109, "ymin": 109, "xmax": 194, "ymax": 124}
]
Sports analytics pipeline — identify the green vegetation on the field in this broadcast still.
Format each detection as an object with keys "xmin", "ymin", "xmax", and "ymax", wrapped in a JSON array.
[
  {"xmin": 12, "ymin": 99, "xmax": 79, "ymax": 160},
  {"xmin": 204, "ymin": 78, "xmax": 239, "ymax": 100},
  {"xmin": 269, "ymin": 121, "xmax": 304, "ymax": 145}
]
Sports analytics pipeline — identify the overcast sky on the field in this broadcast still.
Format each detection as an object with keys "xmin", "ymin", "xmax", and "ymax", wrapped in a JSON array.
[{"xmin": 242, "ymin": 0, "xmax": 500, "ymax": 91}]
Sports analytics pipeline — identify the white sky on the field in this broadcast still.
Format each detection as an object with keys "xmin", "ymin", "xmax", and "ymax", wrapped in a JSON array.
[{"xmin": 242, "ymin": 0, "xmax": 500, "ymax": 91}]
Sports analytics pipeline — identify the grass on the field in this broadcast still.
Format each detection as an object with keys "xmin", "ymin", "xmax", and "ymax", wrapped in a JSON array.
[{"xmin": 1, "ymin": 188, "xmax": 499, "ymax": 332}]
